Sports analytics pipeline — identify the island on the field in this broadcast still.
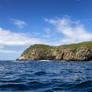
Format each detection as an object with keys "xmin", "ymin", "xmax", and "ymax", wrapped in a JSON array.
[{"xmin": 17, "ymin": 41, "xmax": 92, "ymax": 61}]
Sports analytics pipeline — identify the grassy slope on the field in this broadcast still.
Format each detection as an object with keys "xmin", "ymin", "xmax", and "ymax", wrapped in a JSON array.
[
  {"xmin": 22, "ymin": 44, "xmax": 52, "ymax": 55},
  {"xmin": 61, "ymin": 41, "xmax": 92, "ymax": 49},
  {"xmin": 22, "ymin": 41, "xmax": 92, "ymax": 56}
]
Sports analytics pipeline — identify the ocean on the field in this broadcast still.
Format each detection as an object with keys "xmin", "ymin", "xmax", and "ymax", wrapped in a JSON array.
[{"xmin": 0, "ymin": 60, "xmax": 91, "ymax": 92}]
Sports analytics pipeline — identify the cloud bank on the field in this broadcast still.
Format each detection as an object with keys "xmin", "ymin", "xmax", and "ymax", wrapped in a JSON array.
[
  {"xmin": 0, "ymin": 27, "xmax": 47, "ymax": 46},
  {"xmin": 0, "ymin": 27, "xmax": 50, "ymax": 53}
]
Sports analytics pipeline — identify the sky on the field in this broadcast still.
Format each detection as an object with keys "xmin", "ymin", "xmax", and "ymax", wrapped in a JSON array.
[{"xmin": 0, "ymin": 0, "xmax": 92, "ymax": 60}]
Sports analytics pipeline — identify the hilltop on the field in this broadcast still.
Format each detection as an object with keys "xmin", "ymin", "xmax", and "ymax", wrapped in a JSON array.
[{"xmin": 17, "ymin": 41, "xmax": 92, "ymax": 61}]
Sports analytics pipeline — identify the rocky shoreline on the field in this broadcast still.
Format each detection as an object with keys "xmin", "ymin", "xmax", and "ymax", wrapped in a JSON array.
[{"xmin": 17, "ymin": 41, "xmax": 92, "ymax": 61}]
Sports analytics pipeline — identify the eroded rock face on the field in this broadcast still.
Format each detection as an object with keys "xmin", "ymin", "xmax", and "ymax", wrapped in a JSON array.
[{"xmin": 17, "ymin": 42, "xmax": 92, "ymax": 61}]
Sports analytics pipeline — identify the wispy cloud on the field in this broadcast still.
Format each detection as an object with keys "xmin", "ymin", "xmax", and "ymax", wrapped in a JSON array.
[
  {"xmin": 45, "ymin": 17, "xmax": 92, "ymax": 44},
  {"xmin": 0, "ymin": 27, "xmax": 54, "ymax": 54},
  {"xmin": 0, "ymin": 27, "xmax": 53, "ymax": 46},
  {"xmin": 0, "ymin": 45, "xmax": 20, "ymax": 54},
  {"xmin": 0, "ymin": 49, "xmax": 20, "ymax": 54},
  {"xmin": 10, "ymin": 18, "xmax": 27, "ymax": 29},
  {"xmin": 43, "ymin": 28, "xmax": 51, "ymax": 38}
]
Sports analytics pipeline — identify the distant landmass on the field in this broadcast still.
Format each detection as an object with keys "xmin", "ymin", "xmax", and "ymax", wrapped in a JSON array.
[{"xmin": 17, "ymin": 41, "xmax": 92, "ymax": 61}]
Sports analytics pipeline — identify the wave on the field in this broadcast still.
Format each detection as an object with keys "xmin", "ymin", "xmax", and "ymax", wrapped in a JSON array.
[
  {"xmin": 0, "ymin": 60, "xmax": 91, "ymax": 92},
  {"xmin": 73, "ymin": 81, "xmax": 92, "ymax": 88},
  {"xmin": 0, "ymin": 83, "xmax": 29, "ymax": 90}
]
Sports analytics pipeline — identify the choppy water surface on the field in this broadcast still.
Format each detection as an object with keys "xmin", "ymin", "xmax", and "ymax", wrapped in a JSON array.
[{"xmin": 0, "ymin": 60, "xmax": 91, "ymax": 92}]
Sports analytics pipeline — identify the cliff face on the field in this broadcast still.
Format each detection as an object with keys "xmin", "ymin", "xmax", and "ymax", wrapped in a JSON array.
[{"xmin": 17, "ymin": 41, "xmax": 92, "ymax": 61}]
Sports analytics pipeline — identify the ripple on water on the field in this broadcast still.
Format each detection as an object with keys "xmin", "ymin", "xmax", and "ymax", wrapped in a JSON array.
[
  {"xmin": 0, "ymin": 83, "xmax": 30, "ymax": 91},
  {"xmin": 34, "ymin": 71, "xmax": 46, "ymax": 76},
  {"xmin": 0, "ymin": 60, "xmax": 91, "ymax": 92},
  {"xmin": 73, "ymin": 81, "xmax": 92, "ymax": 90}
]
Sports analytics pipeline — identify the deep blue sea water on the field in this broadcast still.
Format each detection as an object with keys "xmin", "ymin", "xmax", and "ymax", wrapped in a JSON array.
[{"xmin": 0, "ymin": 60, "xmax": 91, "ymax": 92}]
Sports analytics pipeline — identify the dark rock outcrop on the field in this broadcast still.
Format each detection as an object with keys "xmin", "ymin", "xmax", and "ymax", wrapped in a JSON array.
[{"xmin": 17, "ymin": 41, "xmax": 92, "ymax": 61}]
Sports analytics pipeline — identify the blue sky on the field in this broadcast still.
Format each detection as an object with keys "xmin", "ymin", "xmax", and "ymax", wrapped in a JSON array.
[{"xmin": 0, "ymin": 0, "xmax": 92, "ymax": 60}]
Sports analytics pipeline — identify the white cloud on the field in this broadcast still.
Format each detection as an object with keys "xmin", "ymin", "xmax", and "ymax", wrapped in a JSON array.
[
  {"xmin": 45, "ymin": 17, "xmax": 92, "ymax": 44},
  {"xmin": 11, "ymin": 18, "xmax": 27, "ymax": 28},
  {"xmin": 0, "ymin": 26, "xmax": 59, "ymax": 47},
  {"xmin": 0, "ymin": 27, "xmax": 49, "ymax": 46},
  {"xmin": 0, "ymin": 27, "xmax": 54, "ymax": 54},
  {"xmin": 1, "ymin": 17, "xmax": 92, "ymax": 54}
]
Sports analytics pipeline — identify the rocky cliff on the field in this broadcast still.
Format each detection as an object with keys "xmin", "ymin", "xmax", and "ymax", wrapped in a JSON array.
[{"xmin": 17, "ymin": 41, "xmax": 92, "ymax": 61}]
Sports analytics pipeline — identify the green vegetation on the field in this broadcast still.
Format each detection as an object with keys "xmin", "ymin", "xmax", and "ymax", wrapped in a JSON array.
[
  {"xmin": 61, "ymin": 41, "xmax": 92, "ymax": 49},
  {"xmin": 22, "ymin": 44, "xmax": 52, "ymax": 55},
  {"xmin": 18, "ymin": 41, "xmax": 92, "ymax": 61},
  {"xmin": 30, "ymin": 44, "xmax": 51, "ymax": 48},
  {"xmin": 23, "ymin": 41, "xmax": 92, "ymax": 55}
]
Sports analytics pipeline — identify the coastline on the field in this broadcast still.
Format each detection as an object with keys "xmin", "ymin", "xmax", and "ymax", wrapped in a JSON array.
[{"xmin": 17, "ymin": 41, "xmax": 92, "ymax": 61}]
